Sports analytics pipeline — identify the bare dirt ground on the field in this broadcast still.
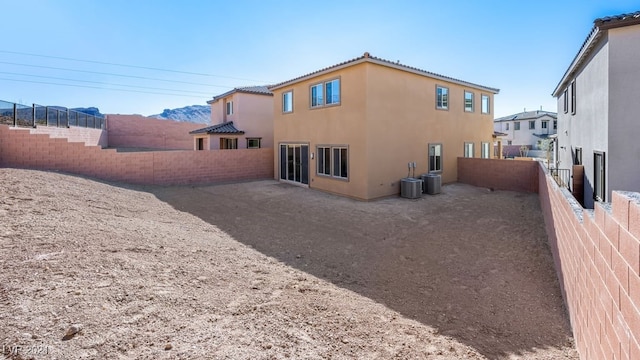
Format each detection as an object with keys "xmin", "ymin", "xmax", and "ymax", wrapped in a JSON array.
[{"xmin": 0, "ymin": 168, "xmax": 577, "ymax": 359}]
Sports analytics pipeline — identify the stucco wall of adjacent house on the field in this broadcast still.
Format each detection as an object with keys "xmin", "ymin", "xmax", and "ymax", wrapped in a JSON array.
[
  {"xmin": 209, "ymin": 92, "xmax": 274, "ymax": 149},
  {"xmin": 607, "ymin": 24, "xmax": 640, "ymax": 199},
  {"xmin": 557, "ymin": 36, "xmax": 609, "ymax": 209},
  {"xmin": 272, "ymin": 64, "xmax": 370, "ymax": 200},
  {"xmin": 364, "ymin": 62, "xmax": 495, "ymax": 199}
]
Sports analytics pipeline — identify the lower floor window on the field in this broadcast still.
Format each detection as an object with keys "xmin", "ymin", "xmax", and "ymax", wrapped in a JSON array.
[
  {"xmin": 428, "ymin": 143, "xmax": 442, "ymax": 172},
  {"xmin": 220, "ymin": 138, "xmax": 238, "ymax": 149},
  {"xmin": 246, "ymin": 138, "xmax": 261, "ymax": 149},
  {"xmin": 481, "ymin": 142, "xmax": 490, "ymax": 158},
  {"xmin": 464, "ymin": 142, "xmax": 474, "ymax": 158},
  {"xmin": 196, "ymin": 138, "xmax": 204, "ymax": 150},
  {"xmin": 317, "ymin": 145, "xmax": 348, "ymax": 179}
]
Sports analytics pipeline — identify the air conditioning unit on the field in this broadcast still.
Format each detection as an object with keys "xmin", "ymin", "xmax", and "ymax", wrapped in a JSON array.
[{"xmin": 400, "ymin": 178, "xmax": 423, "ymax": 199}]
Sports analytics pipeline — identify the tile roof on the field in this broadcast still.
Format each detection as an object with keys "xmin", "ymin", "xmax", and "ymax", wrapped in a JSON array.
[
  {"xmin": 268, "ymin": 52, "xmax": 500, "ymax": 94},
  {"xmin": 189, "ymin": 121, "xmax": 245, "ymax": 135},
  {"xmin": 207, "ymin": 85, "xmax": 272, "ymax": 104},
  {"xmin": 494, "ymin": 110, "xmax": 557, "ymax": 122},
  {"xmin": 552, "ymin": 10, "xmax": 640, "ymax": 96}
]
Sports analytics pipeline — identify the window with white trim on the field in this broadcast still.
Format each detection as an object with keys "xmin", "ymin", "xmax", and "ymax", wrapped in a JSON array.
[
  {"xmin": 464, "ymin": 91, "xmax": 474, "ymax": 112},
  {"xmin": 514, "ymin": 121, "xmax": 520, "ymax": 130},
  {"xmin": 310, "ymin": 79, "xmax": 340, "ymax": 108},
  {"xmin": 529, "ymin": 120, "xmax": 535, "ymax": 130},
  {"xmin": 246, "ymin": 138, "xmax": 261, "ymax": 149},
  {"xmin": 563, "ymin": 89, "xmax": 568, "ymax": 113},
  {"xmin": 542, "ymin": 120, "xmax": 548, "ymax": 129},
  {"xmin": 464, "ymin": 142, "xmax": 474, "ymax": 158},
  {"xmin": 506, "ymin": 123, "xmax": 509, "ymax": 130},
  {"xmin": 481, "ymin": 142, "xmax": 490, "ymax": 159},
  {"xmin": 283, "ymin": 91, "xmax": 293, "ymax": 113},
  {"xmin": 226, "ymin": 101, "xmax": 233, "ymax": 115},
  {"xmin": 481, "ymin": 94, "xmax": 490, "ymax": 114},
  {"xmin": 436, "ymin": 86, "xmax": 449, "ymax": 110},
  {"xmin": 317, "ymin": 145, "xmax": 348, "ymax": 179}
]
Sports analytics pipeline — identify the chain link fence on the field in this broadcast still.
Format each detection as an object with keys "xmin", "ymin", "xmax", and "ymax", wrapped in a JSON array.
[{"xmin": 0, "ymin": 100, "xmax": 105, "ymax": 129}]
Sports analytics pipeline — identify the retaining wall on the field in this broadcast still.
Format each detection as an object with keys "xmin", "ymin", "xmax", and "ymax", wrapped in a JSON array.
[
  {"xmin": 0, "ymin": 125, "xmax": 273, "ymax": 185},
  {"xmin": 106, "ymin": 114, "xmax": 203, "ymax": 150},
  {"xmin": 458, "ymin": 158, "xmax": 640, "ymax": 360}
]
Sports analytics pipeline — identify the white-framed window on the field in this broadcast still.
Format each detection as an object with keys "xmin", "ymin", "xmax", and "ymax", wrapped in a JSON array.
[
  {"xmin": 570, "ymin": 80, "xmax": 576, "ymax": 115},
  {"xmin": 553, "ymin": 120, "xmax": 557, "ymax": 130},
  {"xmin": 247, "ymin": 138, "xmax": 261, "ymax": 149},
  {"xmin": 514, "ymin": 121, "xmax": 520, "ymax": 130},
  {"xmin": 428, "ymin": 143, "xmax": 443, "ymax": 172},
  {"xmin": 464, "ymin": 91, "xmax": 474, "ymax": 112},
  {"xmin": 436, "ymin": 86, "xmax": 449, "ymax": 110},
  {"xmin": 283, "ymin": 91, "xmax": 293, "ymax": 113},
  {"xmin": 326, "ymin": 79, "xmax": 340, "ymax": 105},
  {"xmin": 317, "ymin": 145, "xmax": 348, "ymax": 179},
  {"xmin": 311, "ymin": 84, "xmax": 323, "ymax": 107},
  {"xmin": 481, "ymin": 94, "xmax": 490, "ymax": 114},
  {"xmin": 563, "ymin": 89, "xmax": 568, "ymax": 113},
  {"xmin": 464, "ymin": 142, "xmax": 474, "ymax": 158},
  {"xmin": 226, "ymin": 101, "xmax": 233, "ymax": 116},
  {"xmin": 542, "ymin": 120, "xmax": 548, "ymax": 129},
  {"xmin": 506, "ymin": 123, "xmax": 510, "ymax": 130},
  {"xmin": 310, "ymin": 79, "xmax": 340, "ymax": 108},
  {"xmin": 529, "ymin": 120, "xmax": 535, "ymax": 130},
  {"xmin": 481, "ymin": 142, "xmax": 490, "ymax": 159},
  {"xmin": 220, "ymin": 138, "xmax": 237, "ymax": 149}
]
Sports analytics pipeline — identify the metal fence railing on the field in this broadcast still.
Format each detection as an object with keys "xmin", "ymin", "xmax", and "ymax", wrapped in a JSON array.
[
  {"xmin": 0, "ymin": 100, "xmax": 105, "ymax": 129},
  {"xmin": 550, "ymin": 168, "xmax": 571, "ymax": 190}
]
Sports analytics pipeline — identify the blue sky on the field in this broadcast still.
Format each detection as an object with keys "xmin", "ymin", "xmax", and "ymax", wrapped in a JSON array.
[{"xmin": 0, "ymin": 1, "xmax": 637, "ymax": 117}]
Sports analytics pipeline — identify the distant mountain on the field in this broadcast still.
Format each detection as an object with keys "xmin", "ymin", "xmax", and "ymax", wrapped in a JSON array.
[
  {"xmin": 49, "ymin": 106, "xmax": 104, "ymax": 117},
  {"xmin": 150, "ymin": 105, "xmax": 211, "ymax": 125}
]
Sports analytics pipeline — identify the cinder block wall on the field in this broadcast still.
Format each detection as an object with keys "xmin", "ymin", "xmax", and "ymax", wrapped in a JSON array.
[
  {"xmin": 457, "ymin": 157, "xmax": 538, "ymax": 193},
  {"xmin": 0, "ymin": 125, "xmax": 273, "ymax": 185},
  {"xmin": 458, "ymin": 158, "xmax": 640, "ymax": 360},
  {"xmin": 539, "ymin": 165, "xmax": 640, "ymax": 360},
  {"xmin": 30, "ymin": 126, "xmax": 107, "ymax": 147},
  {"xmin": 106, "ymin": 114, "xmax": 202, "ymax": 150}
]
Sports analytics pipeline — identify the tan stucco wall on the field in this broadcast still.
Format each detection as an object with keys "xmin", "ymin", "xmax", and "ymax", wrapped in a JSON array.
[
  {"xmin": 273, "ymin": 61, "xmax": 495, "ymax": 200},
  {"xmin": 209, "ymin": 92, "xmax": 273, "ymax": 149}
]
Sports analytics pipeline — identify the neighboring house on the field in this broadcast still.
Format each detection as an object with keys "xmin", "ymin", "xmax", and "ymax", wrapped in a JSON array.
[
  {"xmin": 493, "ymin": 110, "xmax": 557, "ymax": 157},
  {"xmin": 190, "ymin": 86, "xmax": 273, "ymax": 150},
  {"xmin": 552, "ymin": 11, "xmax": 640, "ymax": 208},
  {"xmin": 269, "ymin": 52, "xmax": 499, "ymax": 200}
]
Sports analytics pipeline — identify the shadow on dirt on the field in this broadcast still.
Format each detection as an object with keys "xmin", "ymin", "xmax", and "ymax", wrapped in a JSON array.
[{"xmin": 147, "ymin": 180, "xmax": 574, "ymax": 359}]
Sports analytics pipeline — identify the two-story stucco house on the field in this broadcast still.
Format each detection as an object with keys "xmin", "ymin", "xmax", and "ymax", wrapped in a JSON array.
[
  {"xmin": 191, "ymin": 86, "xmax": 273, "ymax": 150},
  {"xmin": 493, "ymin": 110, "xmax": 557, "ymax": 157},
  {"xmin": 269, "ymin": 52, "xmax": 499, "ymax": 200},
  {"xmin": 552, "ymin": 11, "xmax": 640, "ymax": 208}
]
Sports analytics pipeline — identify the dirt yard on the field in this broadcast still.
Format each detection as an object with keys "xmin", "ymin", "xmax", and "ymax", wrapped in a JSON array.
[{"xmin": 0, "ymin": 169, "xmax": 577, "ymax": 359}]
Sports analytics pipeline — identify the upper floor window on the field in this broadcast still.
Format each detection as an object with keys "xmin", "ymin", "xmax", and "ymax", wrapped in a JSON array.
[
  {"xmin": 553, "ymin": 120, "xmax": 557, "ymax": 130},
  {"xmin": 514, "ymin": 121, "xmax": 520, "ymax": 131},
  {"xmin": 506, "ymin": 123, "xmax": 509, "ymax": 130},
  {"xmin": 311, "ymin": 79, "xmax": 340, "ymax": 108},
  {"xmin": 542, "ymin": 120, "xmax": 549, "ymax": 129},
  {"xmin": 226, "ymin": 101, "xmax": 233, "ymax": 115},
  {"xmin": 247, "ymin": 138, "xmax": 261, "ymax": 149},
  {"xmin": 283, "ymin": 91, "xmax": 293, "ymax": 113},
  {"xmin": 563, "ymin": 89, "xmax": 568, "ymax": 113},
  {"xmin": 570, "ymin": 80, "xmax": 576, "ymax": 115},
  {"xmin": 481, "ymin": 94, "xmax": 490, "ymax": 114},
  {"xmin": 220, "ymin": 138, "xmax": 237, "ymax": 149},
  {"xmin": 529, "ymin": 120, "xmax": 535, "ymax": 130},
  {"xmin": 464, "ymin": 91, "xmax": 474, "ymax": 112},
  {"xmin": 436, "ymin": 86, "xmax": 449, "ymax": 110}
]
